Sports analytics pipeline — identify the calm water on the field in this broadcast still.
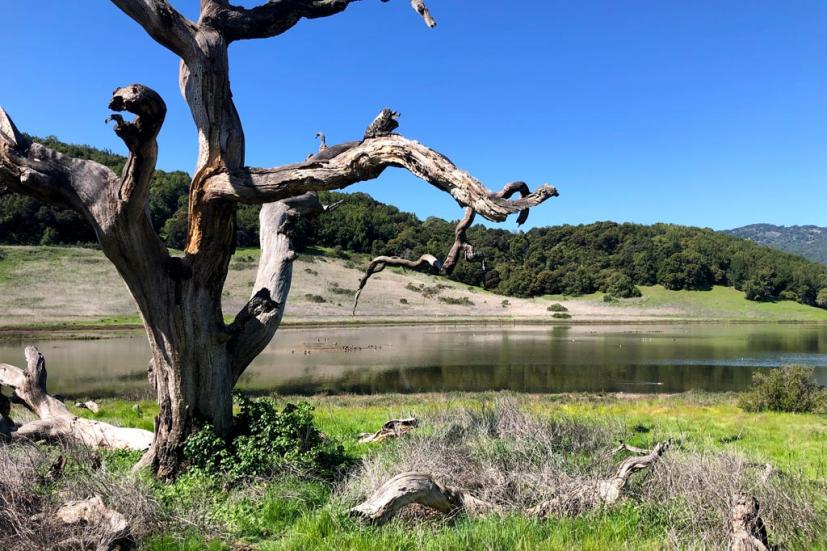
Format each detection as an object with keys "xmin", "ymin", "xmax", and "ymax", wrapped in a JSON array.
[{"xmin": 1, "ymin": 323, "xmax": 826, "ymax": 397}]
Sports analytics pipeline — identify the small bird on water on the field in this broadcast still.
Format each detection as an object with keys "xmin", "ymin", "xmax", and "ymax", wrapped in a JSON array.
[{"xmin": 364, "ymin": 108, "xmax": 400, "ymax": 139}]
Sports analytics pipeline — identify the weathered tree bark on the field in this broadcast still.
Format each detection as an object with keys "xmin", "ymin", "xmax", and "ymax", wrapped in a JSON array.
[
  {"xmin": 351, "ymin": 441, "xmax": 670, "ymax": 524},
  {"xmin": 358, "ymin": 417, "xmax": 418, "ymax": 443},
  {"xmin": 729, "ymin": 493, "xmax": 770, "ymax": 551},
  {"xmin": 1, "ymin": 0, "xmax": 557, "ymax": 478},
  {"xmin": 0, "ymin": 347, "xmax": 153, "ymax": 451}
]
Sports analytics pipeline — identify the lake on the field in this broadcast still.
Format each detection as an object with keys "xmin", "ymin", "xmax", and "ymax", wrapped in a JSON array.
[{"xmin": 1, "ymin": 323, "xmax": 826, "ymax": 397}]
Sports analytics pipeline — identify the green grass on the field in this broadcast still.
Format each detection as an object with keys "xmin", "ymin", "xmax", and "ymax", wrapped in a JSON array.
[{"xmin": 52, "ymin": 392, "xmax": 827, "ymax": 550}]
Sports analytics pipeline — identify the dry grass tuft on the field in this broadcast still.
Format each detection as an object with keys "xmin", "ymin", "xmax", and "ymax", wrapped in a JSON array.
[
  {"xmin": 339, "ymin": 397, "xmax": 826, "ymax": 547},
  {"xmin": 0, "ymin": 441, "xmax": 164, "ymax": 551}
]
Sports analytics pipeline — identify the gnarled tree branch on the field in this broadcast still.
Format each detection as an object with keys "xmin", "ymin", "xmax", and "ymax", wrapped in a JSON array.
[
  {"xmin": 205, "ymin": 136, "xmax": 557, "ymax": 221},
  {"xmin": 202, "ymin": 0, "xmax": 436, "ymax": 42},
  {"xmin": 110, "ymin": 0, "xmax": 198, "ymax": 59},
  {"xmin": 351, "ymin": 179, "xmax": 550, "ymax": 313},
  {"xmin": 106, "ymin": 84, "xmax": 168, "ymax": 220}
]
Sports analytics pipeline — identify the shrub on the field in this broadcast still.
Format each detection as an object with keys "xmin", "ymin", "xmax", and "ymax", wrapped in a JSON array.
[
  {"xmin": 438, "ymin": 295, "xmax": 473, "ymax": 306},
  {"xmin": 738, "ymin": 366, "xmax": 827, "ymax": 413},
  {"xmin": 552, "ymin": 312, "xmax": 571, "ymax": 319},
  {"xmin": 304, "ymin": 294, "xmax": 326, "ymax": 303},
  {"xmin": 399, "ymin": 297, "xmax": 408, "ymax": 304},
  {"xmin": 184, "ymin": 397, "xmax": 349, "ymax": 480},
  {"xmin": 603, "ymin": 271, "xmax": 641, "ymax": 298},
  {"xmin": 501, "ymin": 299, "xmax": 510, "ymax": 308},
  {"xmin": 603, "ymin": 294, "xmax": 617, "ymax": 303},
  {"xmin": 817, "ymin": 288, "xmax": 827, "ymax": 309},
  {"xmin": 547, "ymin": 303, "xmax": 567, "ymax": 312}
]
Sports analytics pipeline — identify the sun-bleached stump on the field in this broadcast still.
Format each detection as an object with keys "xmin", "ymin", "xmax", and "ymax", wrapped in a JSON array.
[
  {"xmin": 729, "ymin": 493, "xmax": 769, "ymax": 551},
  {"xmin": 55, "ymin": 495, "xmax": 133, "ymax": 551},
  {"xmin": 351, "ymin": 441, "xmax": 671, "ymax": 523},
  {"xmin": 0, "ymin": 346, "xmax": 152, "ymax": 451},
  {"xmin": 358, "ymin": 417, "xmax": 418, "ymax": 443}
]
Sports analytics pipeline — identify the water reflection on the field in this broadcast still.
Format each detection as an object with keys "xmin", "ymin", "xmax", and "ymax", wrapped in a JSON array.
[{"xmin": 1, "ymin": 323, "xmax": 825, "ymax": 396}]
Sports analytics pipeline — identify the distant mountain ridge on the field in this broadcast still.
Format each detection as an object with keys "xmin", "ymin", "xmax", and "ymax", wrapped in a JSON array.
[{"xmin": 726, "ymin": 224, "xmax": 827, "ymax": 265}]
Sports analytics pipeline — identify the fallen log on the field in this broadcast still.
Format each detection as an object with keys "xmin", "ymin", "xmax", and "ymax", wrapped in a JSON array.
[
  {"xmin": 729, "ymin": 493, "xmax": 769, "ymax": 551},
  {"xmin": 0, "ymin": 346, "xmax": 153, "ymax": 451},
  {"xmin": 358, "ymin": 417, "xmax": 418, "ymax": 444},
  {"xmin": 54, "ymin": 495, "xmax": 134, "ymax": 551},
  {"xmin": 351, "ymin": 440, "xmax": 671, "ymax": 524}
]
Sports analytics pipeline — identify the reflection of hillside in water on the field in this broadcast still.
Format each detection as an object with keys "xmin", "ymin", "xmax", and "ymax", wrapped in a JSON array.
[
  {"xmin": 240, "ymin": 323, "xmax": 827, "ymax": 394},
  {"xmin": 2, "ymin": 324, "xmax": 825, "ymax": 395}
]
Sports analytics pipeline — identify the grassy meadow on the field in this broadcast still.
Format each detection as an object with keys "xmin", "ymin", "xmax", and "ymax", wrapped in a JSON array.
[{"xmin": 11, "ymin": 392, "xmax": 817, "ymax": 550}]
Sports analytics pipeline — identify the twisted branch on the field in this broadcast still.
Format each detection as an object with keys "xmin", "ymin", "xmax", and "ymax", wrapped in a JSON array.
[{"xmin": 350, "ymin": 177, "xmax": 555, "ymax": 314}]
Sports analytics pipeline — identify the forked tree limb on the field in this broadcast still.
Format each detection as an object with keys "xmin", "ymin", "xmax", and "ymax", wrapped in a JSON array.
[
  {"xmin": 0, "ymin": 347, "xmax": 153, "ymax": 451},
  {"xmin": 351, "ymin": 178, "xmax": 550, "ymax": 313},
  {"xmin": 352, "ymin": 254, "xmax": 442, "ymax": 314},
  {"xmin": 351, "ymin": 440, "xmax": 671, "ymax": 524}
]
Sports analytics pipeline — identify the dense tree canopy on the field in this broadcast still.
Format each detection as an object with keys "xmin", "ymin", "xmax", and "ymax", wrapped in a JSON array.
[{"xmin": 3, "ymin": 138, "xmax": 826, "ymax": 308}]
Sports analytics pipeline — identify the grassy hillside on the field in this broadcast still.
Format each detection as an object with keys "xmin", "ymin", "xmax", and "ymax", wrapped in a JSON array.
[{"xmin": 2, "ymin": 245, "xmax": 826, "ymax": 329}]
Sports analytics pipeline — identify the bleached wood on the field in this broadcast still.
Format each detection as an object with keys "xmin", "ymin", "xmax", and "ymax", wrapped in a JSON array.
[{"xmin": 0, "ymin": 347, "xmax": 153, "ymax": 451}]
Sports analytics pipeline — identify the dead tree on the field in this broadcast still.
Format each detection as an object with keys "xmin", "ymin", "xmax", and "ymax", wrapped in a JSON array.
[{"xmin": 0, "ymin": 1, "xmax": 557, "ymax": 478}]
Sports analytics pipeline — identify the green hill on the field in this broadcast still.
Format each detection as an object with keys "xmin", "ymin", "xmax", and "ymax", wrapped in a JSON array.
[
  {"xmin": 2, "ymin": 136, "xmax": 826, "ymax": 311},
  {"xmin": 727, "ymin": 223, "xmax": 827, "ymax": 265}
]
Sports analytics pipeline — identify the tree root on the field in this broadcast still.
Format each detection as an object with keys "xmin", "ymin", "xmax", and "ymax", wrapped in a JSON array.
[{"xmin": 0, "ymin": 346, "xmax": 153, "ymax": 451}]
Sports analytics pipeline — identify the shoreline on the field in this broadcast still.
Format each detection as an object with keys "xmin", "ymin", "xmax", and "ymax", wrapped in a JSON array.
[{"xmin": 3, "ymin": 315, "xmax": 827, "ymax": 341}]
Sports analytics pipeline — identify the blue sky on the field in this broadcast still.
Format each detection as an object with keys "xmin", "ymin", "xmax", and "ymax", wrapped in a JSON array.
[{"xmin": 2, "ymin": 1, "xmax": 825, "ymax": 230}]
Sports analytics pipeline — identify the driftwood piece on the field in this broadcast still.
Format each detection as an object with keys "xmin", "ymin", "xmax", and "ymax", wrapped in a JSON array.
[
  {"xmin": 729, "ymin": 493, "xmax": 770, "ymax": 551},
  {"xmin": 350, "ymin": 472, "xmax": 498, "ymax": 524},
  {"xmin": 351, "ymin": 440, "xmax": 671, "ymax": 524},
  {"xmin": 55, "ymin": 495, "xmax": 134, "ymax": 551},
  {"xmin": 0, "ymin": 346, "xmax": 152, "ymax": 451},
  {"xmin": 358, "ymin": 417, "xmax": 418, "ymax": 443},
  {"xmin": 75, "ymin": 400, "xmax": 101, "ymax": 414}
]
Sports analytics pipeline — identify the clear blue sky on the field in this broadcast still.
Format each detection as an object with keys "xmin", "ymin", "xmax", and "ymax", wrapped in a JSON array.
[{"xmin": 2, "ymin": 1, "xmax": 825, "ymax": 230}]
